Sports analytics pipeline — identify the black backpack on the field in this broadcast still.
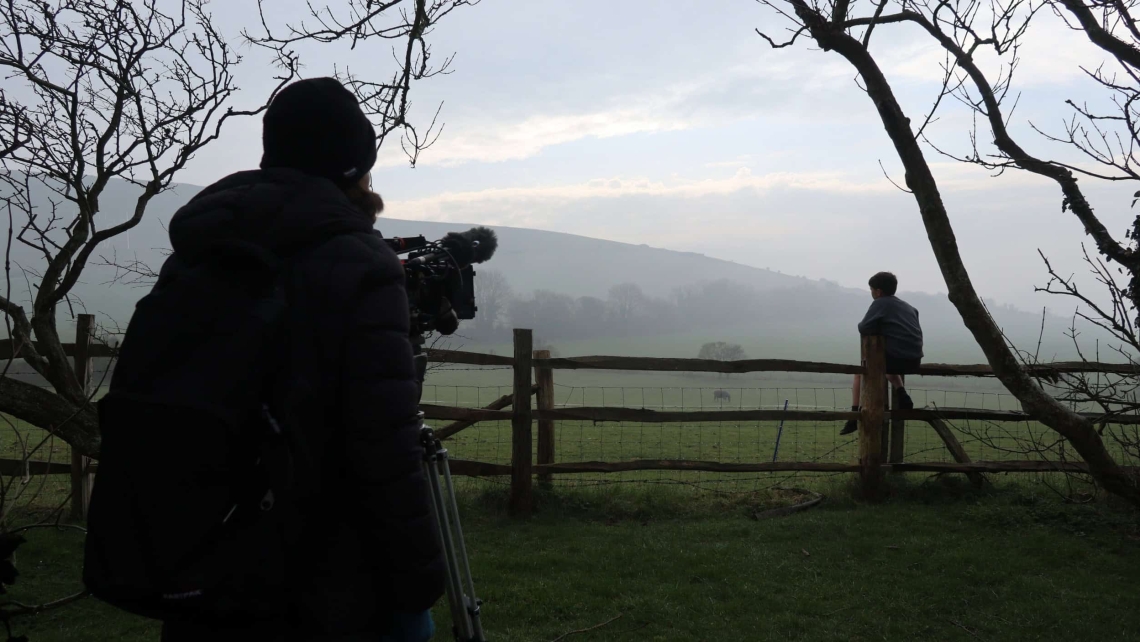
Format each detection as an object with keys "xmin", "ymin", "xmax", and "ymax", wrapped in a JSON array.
[{"xmin": 83, "ymin": 237, "xmax": 319, "ymax": 624}]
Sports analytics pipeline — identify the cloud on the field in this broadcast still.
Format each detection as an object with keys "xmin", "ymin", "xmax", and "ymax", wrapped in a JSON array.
[
  {"xmin": 375, "ymin": 53, "xmax": 854, "ymax": 169},
  {"xmin": 378, "ymin": 12, "xmax": 1104, "ymax": 174},
  {"xmin": 375, "ymin": 107, "xmax": 693, "ymax": 168},
  {"xmin": 704, "ymin": 155, "xmax": 757, "ymax": 169},
  {"xmin": 388, "ymin": 168, "xmax": 885, "ymax": 220},
  {"xmin": 384, "ymin": 161, "xmax": 1044, "ymax": 229}
]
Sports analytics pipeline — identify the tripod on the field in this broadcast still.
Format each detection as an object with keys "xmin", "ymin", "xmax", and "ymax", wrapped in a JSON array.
[{"xmin": 413, "ymin": 348, "xmax": 487, "ymax": 642}]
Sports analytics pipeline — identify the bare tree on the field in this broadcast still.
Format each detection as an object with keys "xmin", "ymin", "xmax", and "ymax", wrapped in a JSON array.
[
  {"xmin": 247, "ymin": 0, "xmax": 475, "ymax": 167},
  {"xmin": 608, "ymin": 283, "xmax": 647, "ymax": 322},
  {"xmin": 755, "ymin": 0, "xmax": 1140, "ymax": 504},
  {"xmin": 1037, "ymin": 249, "xmax": 1140, "ymax": 466},
  {"xmin": 698, "ymin": 341, "xmax": 748, "ymax": 360},
  {"xmin": 0, "ymin": 0, "xmax": 298, "ymax": 456},
  {"xmin": 0, "ymin": 0, "xmax": 471, "ymax": 459},
  {"xmin": 699, "ymin": 341, "xmax": 748, "ymax": 379},
  {"xmin": 473, "ymin": 269, "xmax": 512, "ymax": 335}
]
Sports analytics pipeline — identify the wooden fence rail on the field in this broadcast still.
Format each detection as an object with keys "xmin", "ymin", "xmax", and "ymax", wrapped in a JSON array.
[
  {"xmin": 434, "ymin": 386, "xmax": 538, "ymax": 440},
  {"xmin": 15, "ymin": 340, "xmax": 1132, "ymax": 378},
  {"xmin": 443, "ymin": 459, "xmax": 1134, "ymax": 477},
  {"xmin": 537, "ymin": 407, "xmax": 863, "ymax": 423},
  {"xmin": 0, "ymin": 459, "xmax": 74, "ymax": 477},
  {"xmin": 534, "ymin": 355, "xmax": 865, "ymax": 375},
  {"xmin": 420, "ymin": 404, "xmax": 1140, "ymax": 427},
  {"xmin": 0, "ymin": 339, "xmax": 116, "ymax": 360},
  {"xmin": 425, "ymin": 349, "xmax": 514, "ymax": 367},
  {"xmin": 424, "ymin": 347, "xmax": 1139, "ymax": 377},
  {"xmin": 5, "ymin": 457, "xmax": 1122, "ymax": 479}
]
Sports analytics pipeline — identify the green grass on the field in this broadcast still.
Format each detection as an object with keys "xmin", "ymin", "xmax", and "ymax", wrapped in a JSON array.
[
  {"xmin": 7, "ymin": 481, "xmax": 1140, "ymax": 641},
  {"xmin": 4, "ymin": 366, "xmax": 1137, "ymax": 640}
]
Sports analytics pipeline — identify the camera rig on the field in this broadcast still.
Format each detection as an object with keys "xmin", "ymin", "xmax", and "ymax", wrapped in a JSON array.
[
  {"xmin": 383, "ymin": 227, "xmax": 496, "ymax": 642},
  {"xmin": 383, "ymin": 226, "xmax": 497, "ymax": 345}
]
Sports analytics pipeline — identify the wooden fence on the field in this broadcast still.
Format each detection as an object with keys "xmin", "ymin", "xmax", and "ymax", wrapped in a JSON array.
[
  {"xmin": 2, "ymin": 324, "xmax": 1138, "ymax": 519},
  {"xmin": 425, "ymin": 329, "xmax": 1139, "ymax": 515},
  {"xmin": 0, "ymin": 314, "xmax": 101, "ymax": 520}
]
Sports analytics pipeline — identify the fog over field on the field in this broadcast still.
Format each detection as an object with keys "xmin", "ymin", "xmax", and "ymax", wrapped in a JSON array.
[{"xmin": 4, "ymin": 178, "xmax": 1102, "ymax": 371}]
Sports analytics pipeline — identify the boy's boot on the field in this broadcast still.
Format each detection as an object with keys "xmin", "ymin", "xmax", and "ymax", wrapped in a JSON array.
[
  {"xmin": 895, "ymin": 388, "xmax": 914, "ymax": 409},
  {"xmin": 840, "ymin": 405, "xmax": 859, "ymax": 435}
]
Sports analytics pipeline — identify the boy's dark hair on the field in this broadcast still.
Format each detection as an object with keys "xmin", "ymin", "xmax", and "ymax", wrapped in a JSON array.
[{"xmin": 869, "ymin": 271, "xmax": 898, "ymax": 296}]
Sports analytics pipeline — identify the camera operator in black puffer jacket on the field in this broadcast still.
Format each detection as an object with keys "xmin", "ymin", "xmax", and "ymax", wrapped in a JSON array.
[{"xmin": 158, "ymin": 77, "xmax": 444, "ymax": 642}]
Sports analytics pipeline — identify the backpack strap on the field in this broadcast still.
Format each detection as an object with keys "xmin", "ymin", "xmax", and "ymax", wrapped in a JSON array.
[{"xmin": 248, "ymin": 228, "xmax": 364, "ymax": 512}]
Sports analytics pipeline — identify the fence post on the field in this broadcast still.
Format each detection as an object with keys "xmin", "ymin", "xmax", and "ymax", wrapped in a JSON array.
[
  {"xmin": 859, "ymin": 334, "xmax": 886, "ymax": 501},
  {"xmin": 880, "ymin": 381, "xmax": 890, "ymax": 461},
  {"xmin": 69, "ymin": 314, "xmax": 94, "ymax": 522},
  {"xmin": 510, "ymin": 329, "xmax": 534, "ymax": 516},
  {"xmin": 889, "ymin": 379, "xmax": 906, "ymax": 468},
  {"xmin": 534, "ymin": 349, "xmax": 555, "ymax": 489}
]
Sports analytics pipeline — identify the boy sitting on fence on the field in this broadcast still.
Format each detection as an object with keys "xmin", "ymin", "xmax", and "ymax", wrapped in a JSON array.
[{"xmin": 841, "ymin": 272, "xmax": 923, "ymax": 435}]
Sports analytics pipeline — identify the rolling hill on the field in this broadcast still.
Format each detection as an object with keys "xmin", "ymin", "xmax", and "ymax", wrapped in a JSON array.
[{"xmin": 1, "ymin": 177, "xmax": 1096, "ymax": 363}]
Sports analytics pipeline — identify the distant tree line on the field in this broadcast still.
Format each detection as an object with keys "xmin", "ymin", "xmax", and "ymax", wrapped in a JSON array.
[
  {"xmin": 698, "ymin": 342, "xmax": 747, "ymax": 361},
  {"xmin": 464, "ymin": 269, "xmax": 874, "ymax": 344},
  {"xmin": 461, "ymin": 270, "xmax": 1070, "ymax": 359}
]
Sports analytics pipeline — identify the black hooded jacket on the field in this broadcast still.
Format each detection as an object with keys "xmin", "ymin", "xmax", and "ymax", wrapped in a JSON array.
[{"xmin": 164, "ymin": 168, "xmax": 444, "ymax": 634}]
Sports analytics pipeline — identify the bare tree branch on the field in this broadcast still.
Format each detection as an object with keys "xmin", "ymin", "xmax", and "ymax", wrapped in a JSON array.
[
  {"xmin": 247, "ymin": 0, "xmax": 474, "ymax": 167},
  {"xmin": 846, "ymin": 6, "xmax": 1138, "ymax": 278},
  {"xmin": 757, "ymin": 0, "xmax": 1140, "ymax": 505}
]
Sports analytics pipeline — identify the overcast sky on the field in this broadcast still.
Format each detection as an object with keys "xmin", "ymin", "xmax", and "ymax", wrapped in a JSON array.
[{"xmin": 179, "ymin": 0, "xmax": 1136, "ymax": 313}]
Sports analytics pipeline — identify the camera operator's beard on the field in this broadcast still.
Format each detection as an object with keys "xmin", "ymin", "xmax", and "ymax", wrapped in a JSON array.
[{"xmin": 344, "ymin": 185, "xmax": 385, "ymax": 221}]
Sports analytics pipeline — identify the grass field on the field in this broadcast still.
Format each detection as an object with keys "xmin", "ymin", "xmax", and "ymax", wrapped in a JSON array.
[
  {"xmin": 419, "ymin": 364, "xmax": 1127, "ymax": 494},
  {"xmin": 7, "ymin": 481, "xmax": 1140, "ymax": 641},
  {"xmin": 2, "ymin": 362, "xmax": 1137, "ymax": 640}
]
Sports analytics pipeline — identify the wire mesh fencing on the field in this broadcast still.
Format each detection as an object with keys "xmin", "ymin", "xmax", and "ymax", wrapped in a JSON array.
[
  {"xmin": 0, "ymin": 416, "xmax": 75, "ymax": 518},
  {"xmin": 424, "ymin": 381, "xmax": 1129, "ymax": 494},
  {"xmin": 0, "ymin": 369, "xmax": 1127, "ymax": 514}
]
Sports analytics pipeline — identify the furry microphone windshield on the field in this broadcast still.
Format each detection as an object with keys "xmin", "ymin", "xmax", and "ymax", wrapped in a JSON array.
[{"xmin": 441, "ymin": 227, "xmax": 498, "ymax": 266}]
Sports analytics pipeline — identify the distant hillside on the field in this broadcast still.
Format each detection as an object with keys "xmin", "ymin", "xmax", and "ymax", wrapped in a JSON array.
[
  {"xmin": 1, "ymin": 177, "xmax": 1098, "ymax": 363},
  {"xmin": 9, "ymin": 179, "xmax": 825, "ymax": 327},
  {"xmin": 74, "ymin": 180, "xmax": 821, "ymax": 301},
  {"xmin": 378, "ymin": 219, "xmax": 816, "ymax": 299}
]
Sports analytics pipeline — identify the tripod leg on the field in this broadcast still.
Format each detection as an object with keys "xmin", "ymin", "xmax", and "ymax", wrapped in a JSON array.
[
  {"xmin": 439, "ymin": 452, "xmax": 486, "ymax": 641},
  {"xmin": 423, "ymin": 456, "xmax": 474, "ymax": 641}
]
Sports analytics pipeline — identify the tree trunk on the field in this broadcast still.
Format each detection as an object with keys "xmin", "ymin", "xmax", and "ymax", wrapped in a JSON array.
[
  {"xmin": 791, "ymin": 1, "xmax": 1140, "ymax": 505},
  {"xmin": 0, "ymin": 312, "xmax": 103, "ymax": 457},
  {"xmin": 0, "ymin": 375, "xmax": 100, "ymax": 456},
  {"xmin": 29, "ymin": 314, "xmax": 86, "ymax": 405}
]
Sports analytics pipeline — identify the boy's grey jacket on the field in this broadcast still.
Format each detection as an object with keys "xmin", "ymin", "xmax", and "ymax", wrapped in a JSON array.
[{"xmin": 858, "ymin": 295, "xmax": 923, "ymax": 360}]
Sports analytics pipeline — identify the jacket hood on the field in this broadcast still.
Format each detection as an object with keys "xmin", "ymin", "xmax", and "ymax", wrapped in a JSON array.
[{"xmin": 169, "ymin": 168, "xmax": 376, "ymax": 261}]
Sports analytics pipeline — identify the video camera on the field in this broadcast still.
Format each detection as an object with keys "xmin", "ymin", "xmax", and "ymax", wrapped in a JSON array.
[
  {"xmin": 384, "ymin": 227, "xmax": 497, "ymax": 642},
  {"xmin": 383, "ymin": 226, "xmax": 498, "ymax": 339}
]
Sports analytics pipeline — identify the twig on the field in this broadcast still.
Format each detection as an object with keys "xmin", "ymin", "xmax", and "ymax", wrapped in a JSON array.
[
  {"xmin": 878, "ymin": 159, "xmax": 912, "ymax": 193},
  {"xmin": 0, "ymin": 589, "xmax": 88, "ymax": 617},
  {"xmin": 616, "ymin": 621, "xmax": 650, "ymax": 635},
  {"xmin": 750, "ymin": 489, "xmax": 824, "ymax": 520},
  {"xmin": 549, "ymin": 614, "xmax": 624, "ymax": 642},
  {"xmin": 6, "ymin": 522, "xmax": 86, "ymax": 537},
  {"xmin": 949, "ymin": 618, "xmax": 982, "ymax": 638}
]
